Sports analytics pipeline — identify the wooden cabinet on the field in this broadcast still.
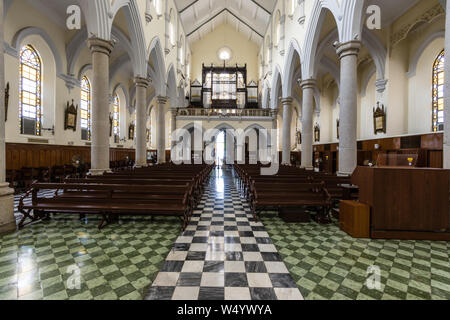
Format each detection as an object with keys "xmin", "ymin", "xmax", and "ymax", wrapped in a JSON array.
[{"xmin": 339, "ymin": 200, "xmax": 370, "ymax": 238}]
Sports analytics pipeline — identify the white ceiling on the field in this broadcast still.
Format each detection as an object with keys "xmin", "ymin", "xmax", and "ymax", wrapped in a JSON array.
[
  {"xmin": 369, "ymin": 0, "xmax": 421, "ymax": 27},
  {"xmin": 175, "ymin": 0, "xmax": 277, "ymax": 46}
]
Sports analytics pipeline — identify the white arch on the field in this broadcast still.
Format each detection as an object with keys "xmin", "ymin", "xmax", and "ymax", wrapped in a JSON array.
[
  {"xmin": 302, "ymin": 0, "xmax": 342, "ymax": 79},
  {"xmin": 112, "ymin": 83, "xmax": 130, "ymax": 112},
  {"xmin": 166, "ymin": 64, "xmax": 178, "ymax": 108},
  {"xmin": 78, "ymin": 0, "xmax": 111, "ymax": 40},
  {"xmin": 148, "ymin": 36, "xmax": 167, "ymax": 96},
  {"xmin": 270, "ymin": 65, "xmax": 283, "ymax": 110},
  {"xmin": 77, "ymin": 64, "xmax": 92, "ymax": 81},
  {"xmin": 408, "ymin": 30, "xmax": 445, "ymax": 78},
  {"xmin": 109, "ymin": 0, "xmax": 147, "ymax": 77},
  {"xmin": 11, "ymin": 27, "xmax": 63, "ymax": 77},
  {"xmin": 282, "ymin": 39, "xmax": 303, "ymax": 98},
  {"xmin": 67, "ymin": 25, "xmax": 135, "ymax": 78}
]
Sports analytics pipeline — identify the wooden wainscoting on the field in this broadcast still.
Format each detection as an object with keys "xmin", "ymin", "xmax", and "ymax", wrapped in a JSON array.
[
  {"xmin": 313, "ymin": 133, "xmax": 444, "ymax": 173},
  {"xmin": 5, "ymin": 143, "xmax": 136, "ymax": 170}
]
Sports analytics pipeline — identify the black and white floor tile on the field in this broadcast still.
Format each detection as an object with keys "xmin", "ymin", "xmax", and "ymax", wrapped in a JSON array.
[{"xmin": 145, "ymin": 167, "xmax": 304, "ymax": 301}]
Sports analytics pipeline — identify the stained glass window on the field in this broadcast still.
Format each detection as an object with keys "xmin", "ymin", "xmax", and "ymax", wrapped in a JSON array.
[
  {"xmin": 80, "ymin": 76, "xmax": 91, "ymax": 140},
  {"xmin": 113, "ymin": 94, "xmax": 120, "ymax": 138},
  {"xmin": 432, "ymin": 50, "xmax": 445, "ymax": 132},
  {"xmin": 19, "ymin": 45, "xmax": 42, "ymax": 135}
]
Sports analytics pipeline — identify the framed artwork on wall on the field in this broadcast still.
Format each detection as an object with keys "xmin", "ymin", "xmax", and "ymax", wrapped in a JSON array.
[
  {"xmin": 64, "ymin": 100, "xmax": 78, "ymax": 131},
  {"xmin": 373, "ymin": 102, "xmax": 387, "ymax": 135}
]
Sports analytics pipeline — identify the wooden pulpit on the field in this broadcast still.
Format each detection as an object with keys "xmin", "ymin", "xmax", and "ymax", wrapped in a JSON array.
[{"xmin": 352, "ymin": 166, "xmax": 450, "ymax": 241}]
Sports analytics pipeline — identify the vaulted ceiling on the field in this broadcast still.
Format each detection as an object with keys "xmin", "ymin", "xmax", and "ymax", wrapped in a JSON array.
[{"xmin": 174, "ymin": 0, "xmax": 277, "ymax": 46}]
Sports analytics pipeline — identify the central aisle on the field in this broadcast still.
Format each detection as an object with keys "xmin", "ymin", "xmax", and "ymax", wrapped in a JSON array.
[{"xmin": 146, "ymin": 167, "xmax": 304, "ymax": 300}]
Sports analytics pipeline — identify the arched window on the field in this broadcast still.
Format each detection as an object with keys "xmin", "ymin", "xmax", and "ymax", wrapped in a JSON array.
[
  {"xmin": 179, "ymin": 36, "xmax": 184, "ymax": 66},
  {"xmin": 80, "ymin": 76, "xmax": 91, "ymax": 140},
  {"xmin": 113, "ymin": 94, "xmax": 120, "ymax": 139},
  {"xmin": 275, "ymin": 11, "xmax": 281, "ymax": 48},
  {"xmin": 169, "ymin": 9, "xmax": 176, "ymax": 47},
  {"xmin": 154, "ymin": 0, "xmax": 163, "ymax": 16},
  {"xmin": 432, "ymin": 50, "xmax": 445, "ymax": 132},
  {"xmin": 19, "ymin": 45, "xmax": 42, "ymax": 136},
  {"xmin": 289, "ymin": 0, "xmax": 296, "ymax": 17}
]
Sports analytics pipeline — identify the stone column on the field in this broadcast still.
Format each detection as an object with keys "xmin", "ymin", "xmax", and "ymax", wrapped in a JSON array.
[
  {"xmin": 271, "ymin": 109, "xmax": 278, "ymax": 130},
  {"xmin": 134, "ymin": 77, "xmax": 149, "ymax": 168},
  {"xmin": 281, "ymin": 97, "xmax": 293, "ymax": 165},
  {"xmin": 0, "ymin": 0, "xmax": 15, "ymax": 233},
  {"xmin": 300, "ymin": 79, "xmax": 316, "ymax": 170},
  {"xmin": 88, "ymin": 38, "xmax": 114, "ymax": 175},
  {"xmin": 336, "ymin": 41, "xmax": 360, "ymax": 175},
  {"xmin": 170, "ymin": 108, "xmax": 177, "ymax": 147},
  {"xmin": 271, "ymin": 109, "xmax": 279, "ymax": 162},
  {"xmin": 169, "ymin": 108, "xmax": 177, "ymax": 161},
  {"xmin": 444, "ymin": 0, "xmax": 450, "ymax": 169},
  {"xmin": 156, "ymin": 96, "xmax": 168, "ymax": 163}
]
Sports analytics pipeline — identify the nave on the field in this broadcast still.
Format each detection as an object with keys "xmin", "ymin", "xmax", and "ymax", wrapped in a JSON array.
[{"xmin": 1, "ymin": 167, "xmax": 449, "ymax": 300}]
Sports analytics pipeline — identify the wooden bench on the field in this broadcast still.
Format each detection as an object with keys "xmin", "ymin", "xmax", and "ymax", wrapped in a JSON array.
[{"xmin": 18, "ymin": 183, "xmax": 193, "ymax": 230}]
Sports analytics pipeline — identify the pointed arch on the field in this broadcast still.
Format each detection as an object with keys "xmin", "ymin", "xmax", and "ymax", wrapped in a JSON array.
[
  {"xmin": 11, "ymin": 27, "xmax": 63, "ymax": 77},
  {"xmin": 282, "ymin": 39, "xmax": 303, "ymax": 98},
  {"xmin": 302, "ymin": 0, "xmax": 342, "ymax": 79},
  {"xmin": 270, "ymin": 65, "xmax": 283, "ymax": 110},
  {"xmin": 148, "ymin": 36, "xmax": 167, "ymax": 96},
  {"xmin": 109, "ymin": 0, "xmax": 147, "ymax": 77},
  {"xmin": 167, "ymin": 64, "xmax": 177, "ymax": 108}
]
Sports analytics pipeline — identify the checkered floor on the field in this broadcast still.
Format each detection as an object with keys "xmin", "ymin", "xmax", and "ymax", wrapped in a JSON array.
[
  {"xmin": 262, "ymin": 212, "xmax": 450, "ymax": 300},
  {"xmin": 145, "ymin": 167, "xmax": 304, "ymax": 300},
  {"xmin": 0, "ymin": 192, "xmax": 180, "ymax": 300},
  {"xmin": 4, "ymin": 169, "xmax": 450, "ymax": 300}
]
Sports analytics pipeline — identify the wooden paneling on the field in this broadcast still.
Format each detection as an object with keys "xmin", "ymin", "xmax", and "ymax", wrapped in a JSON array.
[
  {"xmin": 421, "ymin": 133, "xmax": 443, "ymax": 149},
  {"xmin": 315, "ymin": 133, "xmax": 444, "ymax": 171},
  {"xmin": 428, "ymin": 151, "xmax": 443, "ymax": 168},
  {"xmin": 6, "ymin": 143, "xmax": 136, "ymax": 170},
  {"xmin": 352, "ymin": 166, "xmax": 450, "ymax": 240}
]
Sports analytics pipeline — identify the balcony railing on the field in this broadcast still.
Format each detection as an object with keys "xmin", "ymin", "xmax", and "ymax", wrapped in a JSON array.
[{"xmin": 176, "ymin": 108, "xmax": 272, "ymax": 118}]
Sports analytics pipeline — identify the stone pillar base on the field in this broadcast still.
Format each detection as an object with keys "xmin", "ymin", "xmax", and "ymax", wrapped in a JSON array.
[
  {"xmin": 88, "ymin": 169, "xmax": 112, "ymax": 176},
  {"xmin": 0, "ymin": 183, "xmax": 16, "ymax": 234}
]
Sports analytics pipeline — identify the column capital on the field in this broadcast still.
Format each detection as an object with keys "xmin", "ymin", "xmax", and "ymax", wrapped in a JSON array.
[
  {"xmin": 336, "ymin": 40, "xmax": 361, "ymax": 59},
  {"xmin": 300, "ymin": 79, "xmax": 317, "ymax": 90},
  {"xmin": 281, "ymin": 97, "xmax": 293, "ymax": 106},
  {"xmin": 87, "ymin": 37, "xmax": 115, "ymax": 56},
  {"xmin": 134, "ymin": 77, "xmax": 150, "ymax": 88},
  {"xmin": 157, "ymin": 96, "xmax": 168, "ymax": 105},
  {"xmin": 270, "ymin": 108, "xmax": 278, "ymax": 117},
  {"xmin": 170, "ymin": 108, "xmax": 178, "ymax": 116}
]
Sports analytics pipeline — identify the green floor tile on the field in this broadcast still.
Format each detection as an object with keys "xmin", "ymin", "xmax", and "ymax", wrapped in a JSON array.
[{"xmin": 261, "ymin": 212, "xmax": 450, "ymax": 301}]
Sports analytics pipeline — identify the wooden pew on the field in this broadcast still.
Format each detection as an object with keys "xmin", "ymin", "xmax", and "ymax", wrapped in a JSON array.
[{"xmin": 18, "ymin": 183, "xmax": 193, "ymax": 230}]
